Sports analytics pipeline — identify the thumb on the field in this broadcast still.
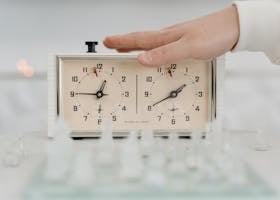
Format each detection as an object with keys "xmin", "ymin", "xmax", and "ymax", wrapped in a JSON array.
[{"xmin": 137, "ymin": 39, "xmax": 190, "ymax": 67}]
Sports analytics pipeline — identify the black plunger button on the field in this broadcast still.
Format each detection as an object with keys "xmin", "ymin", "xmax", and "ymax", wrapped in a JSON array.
[{"xmin": 85, "ymin": 41, "xmax": 98, "ymax": 53}]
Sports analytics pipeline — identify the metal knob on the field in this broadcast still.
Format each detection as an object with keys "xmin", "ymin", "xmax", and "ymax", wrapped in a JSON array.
[{"xmin": 85, "ymin": 41, "xmax": 98, "ymax": 53}]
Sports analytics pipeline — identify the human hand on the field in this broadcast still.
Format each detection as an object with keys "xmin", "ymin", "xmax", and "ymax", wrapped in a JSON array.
[{"xmin": 103, "ymin": 5, "xmax": 239, "ymax": 67}]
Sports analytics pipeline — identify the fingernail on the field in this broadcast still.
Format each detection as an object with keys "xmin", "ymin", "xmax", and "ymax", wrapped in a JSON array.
[{"xmin": 139, "ymin": 52, "xmax": 152, "ymax": 65}]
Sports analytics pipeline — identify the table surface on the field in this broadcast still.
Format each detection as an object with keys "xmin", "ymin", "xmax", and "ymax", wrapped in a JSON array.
[{"xmin": 0, "ymin": 131, "xmax": 280, "ymax": 200}]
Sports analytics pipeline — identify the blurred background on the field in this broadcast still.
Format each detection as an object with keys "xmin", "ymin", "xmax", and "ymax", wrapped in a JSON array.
[{"xmin": 0, "ymin": 0, "xmax": 279, "ymax": 134}]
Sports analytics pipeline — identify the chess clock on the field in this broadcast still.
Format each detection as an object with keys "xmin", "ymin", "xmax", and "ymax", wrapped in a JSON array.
[{"xmin": 48, "ymin": 42, "xmax": 224, "ymax": 138}]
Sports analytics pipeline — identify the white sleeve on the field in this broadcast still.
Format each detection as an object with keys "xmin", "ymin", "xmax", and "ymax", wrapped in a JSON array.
[{"xmin": 232, "ymin": 0, "xmax": 280, "ymax": 65}]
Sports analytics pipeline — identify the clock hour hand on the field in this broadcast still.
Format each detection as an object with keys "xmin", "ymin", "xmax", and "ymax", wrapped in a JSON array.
[
  {"xmin": 98, "ymin": 80, "xmax": 107, "ymax": 92},
  {"xmin": 152, "ymin": 84, "xmax": 186, "ymax": 107},
  {"xmin": 175, "ymin": 84, "xmax": 186, "ymax": 94},
  {"xmin": 91, "ymin": 80, "xmax": 108, "ymax": 99}
]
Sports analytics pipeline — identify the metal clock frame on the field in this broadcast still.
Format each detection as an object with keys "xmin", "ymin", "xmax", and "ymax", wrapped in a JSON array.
[{"xmin": 48, "ymin": 53, "xmax": 224, "ymax": 138}]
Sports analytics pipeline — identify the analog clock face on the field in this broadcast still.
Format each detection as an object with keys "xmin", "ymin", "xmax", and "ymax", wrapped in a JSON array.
[{"xmin": 60, "ymin": 58, "xmax": 212, "ymax": 132}]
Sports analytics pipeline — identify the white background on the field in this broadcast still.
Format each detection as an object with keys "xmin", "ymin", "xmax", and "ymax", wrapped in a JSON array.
[{"xmin": 0, "ymin": 0, "xmax": 279, "ymax": 135}]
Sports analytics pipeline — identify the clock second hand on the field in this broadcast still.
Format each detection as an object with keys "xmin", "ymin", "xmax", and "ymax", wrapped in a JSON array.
[{"xmin": 152, "ymin": 84, "xmax": 186, "ymax": 107}]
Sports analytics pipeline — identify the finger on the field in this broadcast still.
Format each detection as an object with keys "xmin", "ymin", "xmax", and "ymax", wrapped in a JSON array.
[
  {"xmin": 116, "ymin": 48, "xmax": 146, "ymax": 53},
  {"xmin": 137, "ymin": 38, "xmax": 190, "ymax": 67},
  {"xmin": 103, "ymin": 30, "xmax": 181, "ymax": 50},
  {"xmin": 117, "ymin": 48, "xmax": 145, "ymax": 53},
  {"xmin": 162, "ymin": 21, "xmax": 188, "ymax": 31},
  {"xmin": 117, "ymin": 49, "xmax": 131, "ymax": 53}
]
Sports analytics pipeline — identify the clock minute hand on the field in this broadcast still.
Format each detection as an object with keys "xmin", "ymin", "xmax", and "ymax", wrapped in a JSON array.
[
  {"xmin": 152, "ymin": 84, "xmax": 186, "ymax": 107},
  {"xmin": 75, "ymin": 92, "xmax": 108, "ymax": 96},
  {"xmin": 152, "ymin": 96, "xmax": 171, "ymax": 107},
  {"xmin": 75, "ymin": 92, "xmax": 96, "ymax": 95}
]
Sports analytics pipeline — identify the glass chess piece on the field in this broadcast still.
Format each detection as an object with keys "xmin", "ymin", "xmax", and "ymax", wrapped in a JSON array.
[
  {"xmin": 252, "ymin": 129, "xmax": 272, "ymax": 151},
  {"xmin": 45, "ymin": 117, "xmax": 73, "ymax": 182},
  {"xmin": 143, "ymin": 138, "xmax": 167, "ymax": 188},
  {"xmin": 1, "ymin": 133, "xmax": 27, "ymax": 168},
  {"xmin": 140, "ymin": 128, "xmax": 154, "ymax": 159},
  {"xmin": 119, "ymin": 130, "xmax": 143, "ymax": 181},
  {"xmin": 69, "ymin": 150, "xmax": 95, "ymax": 188},
  {"xmin": 95, "ymin": 121, "xmax": 115, "ymax": 167},
  {"xmin": 166, "ymin": 132, "xmax": 188, "ymax": 191}
]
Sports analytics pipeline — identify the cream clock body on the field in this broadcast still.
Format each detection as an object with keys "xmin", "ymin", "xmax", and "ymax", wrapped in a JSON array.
[{"xmin": 48, "ymin": 53, "xmax": 224, "ymax": 138}]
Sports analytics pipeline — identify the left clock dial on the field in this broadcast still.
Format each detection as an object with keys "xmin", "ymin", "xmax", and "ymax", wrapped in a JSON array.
[
  {"xmin": 62, "ymin": 61, "xmax": 129, "ymax": 128},
  {"xmin": 77, "ymin": 67, "xmax": 123, "ymax": 121}
]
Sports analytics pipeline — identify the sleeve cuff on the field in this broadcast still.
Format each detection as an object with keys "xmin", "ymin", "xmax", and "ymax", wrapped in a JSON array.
[{"xmin": 232, "ymin": 0, "xmax": 280, "ymax": 64}]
